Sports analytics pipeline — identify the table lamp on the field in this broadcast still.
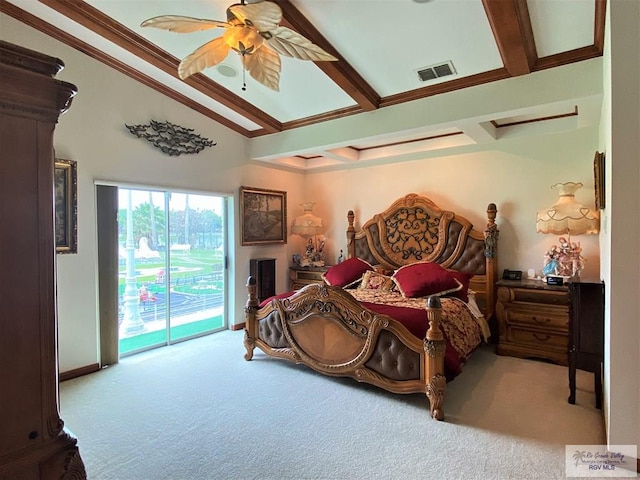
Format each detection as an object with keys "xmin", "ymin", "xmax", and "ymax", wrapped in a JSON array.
[
  {"xmin": 291, "ymin": 202, "xmax": 325, "ymax": 266},
  {"xmin": 536, "ymin": 182, "xmax": 599, "ymax": 278}
]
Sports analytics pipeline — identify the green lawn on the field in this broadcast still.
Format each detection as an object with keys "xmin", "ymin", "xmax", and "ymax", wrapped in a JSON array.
[
  {"xmin": 118, "ymin": 248, "xmax": 224, "ymax": 294},
  {"xmin": 119, "ymin": 315, "xmax": 224, "ymax": 355}
]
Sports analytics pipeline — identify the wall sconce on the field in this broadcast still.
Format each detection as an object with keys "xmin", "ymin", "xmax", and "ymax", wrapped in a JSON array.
[
  {"xmin": 536, "ymin": 182, "xmax": 599, "ymax": 278},
  {"xmin": 291, "ymin": 202, "xmax": 325, "ymax": 267}
]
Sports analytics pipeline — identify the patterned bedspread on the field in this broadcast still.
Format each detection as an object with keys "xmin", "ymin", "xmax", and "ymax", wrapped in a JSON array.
[{"xmin": 346, "ymin": 289, "xmax": 484, "ymax": 362}]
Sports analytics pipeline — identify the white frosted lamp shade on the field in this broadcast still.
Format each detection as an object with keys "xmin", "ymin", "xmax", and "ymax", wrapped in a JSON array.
[{"xmin": 536, "ymin": 182, "xmax": 599, "ymax": 235}]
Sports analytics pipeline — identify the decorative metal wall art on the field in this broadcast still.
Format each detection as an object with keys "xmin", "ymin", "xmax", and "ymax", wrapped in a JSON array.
[{"xmin": 125, "ymin": 120, "xmax": 216, "ymax": 156}]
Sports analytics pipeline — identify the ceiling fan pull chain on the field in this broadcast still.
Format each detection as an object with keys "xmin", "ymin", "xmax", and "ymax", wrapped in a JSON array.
[{"xmin": 242, "ymin": 56, "xmax": 247, "ymax": 91}]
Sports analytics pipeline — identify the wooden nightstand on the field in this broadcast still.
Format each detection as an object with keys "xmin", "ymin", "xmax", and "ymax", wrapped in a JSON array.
[
  {"xmin": 289, "ymin": 265, "xmax": 330, "ymax": 291},
  {"xmin": 496, "ymin": 279, "xmax": 570, "ymax": 365}
]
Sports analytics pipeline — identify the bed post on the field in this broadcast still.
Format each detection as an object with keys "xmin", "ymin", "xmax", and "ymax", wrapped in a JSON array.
[
  {"xmin": 243, "ymin": 276, "xmax": 259, "ymax": 361},
  {"xmin": 484, "ymin": 203, "xmax": 499, "ymax": 321},
  {"xmin": 424, "ymin": 296, "xmax": 446, "ymax": 420},
  {"xmin": 346, "ymin": 210, "xmax": 356, "ymax": 259}
]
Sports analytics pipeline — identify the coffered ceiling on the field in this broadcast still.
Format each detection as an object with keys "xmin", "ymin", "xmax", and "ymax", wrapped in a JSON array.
[{"xmin": 1, "ymin": 0, "xmax": 605, "ymax": 170}]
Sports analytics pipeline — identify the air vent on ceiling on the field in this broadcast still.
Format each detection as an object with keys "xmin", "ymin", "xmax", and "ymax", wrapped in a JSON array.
[{"xmin": 416, "ymin": 61, "xmax": 456, "ymax": 82}]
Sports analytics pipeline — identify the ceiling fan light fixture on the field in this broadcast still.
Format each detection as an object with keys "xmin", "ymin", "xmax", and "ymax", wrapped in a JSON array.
[
  {"xmin": 141, "ymin": 0, "xmax": 337, "ymax": 92},
  {"xmin": 223, "ymin": 24, "xmax": 263, "ymax": 55}
]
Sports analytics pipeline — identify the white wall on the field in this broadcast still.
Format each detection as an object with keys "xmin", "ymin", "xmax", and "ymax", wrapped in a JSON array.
[
  {"xmin": 601, "ymin": 0, "xmax": 640, "ymax": 452},
  {"xmin": 1, "ymin": 15, "xmax": 306, "ymax": 372},
  {"xmin": 306, "ymin": 126, "xmax": 601, "ymax": 280}
]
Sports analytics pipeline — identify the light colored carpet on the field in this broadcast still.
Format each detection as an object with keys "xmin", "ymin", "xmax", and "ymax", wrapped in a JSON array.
[{"xmin": 60, "ymin": 330, "xmax": 604, "ymax": 480}]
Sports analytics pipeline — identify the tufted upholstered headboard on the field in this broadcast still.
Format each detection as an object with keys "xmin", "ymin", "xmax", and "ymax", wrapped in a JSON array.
[{"xmin": 346, "ymin": 193, "xmax": 499, "ymax": 319}]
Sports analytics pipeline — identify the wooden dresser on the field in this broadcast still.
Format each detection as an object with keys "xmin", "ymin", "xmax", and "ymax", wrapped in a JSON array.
[
  {"xmin": 496, "ymin": 279, "xmax": 570, "ymax": 365},
  {"xmin": 289, "ymin": 265, "xmax": 330, "ymax": 291}
]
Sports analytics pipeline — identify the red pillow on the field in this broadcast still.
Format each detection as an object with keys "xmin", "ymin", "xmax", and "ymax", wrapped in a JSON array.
[
  {"xmin": 392, "ymin": 262, "xmax": 462, "ymax": 298},
  {"xmin": 447, "ymin": 270, "xmax": 473, "ymax": 303},
  {"xmin": 322, "ymin": 257, "xmax": 373, "ymax": 287}
]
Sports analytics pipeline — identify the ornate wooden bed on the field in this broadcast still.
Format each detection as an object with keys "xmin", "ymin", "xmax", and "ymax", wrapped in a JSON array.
[{"xmin": 244, "ymin": 193, "xmax": 499, "ymax": 420}]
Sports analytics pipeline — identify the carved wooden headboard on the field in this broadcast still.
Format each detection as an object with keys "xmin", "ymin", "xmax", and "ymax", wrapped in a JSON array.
[{"xmin": 346, "ymin": 193, "xmax": 499, "ymax": 319}]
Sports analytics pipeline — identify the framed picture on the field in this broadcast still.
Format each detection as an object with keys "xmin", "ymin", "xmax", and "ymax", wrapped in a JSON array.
[
  {"xmin": 240, "ymin": 186, "xmax": 287, "ymax": 246},
  {"xmin": 594, "ymin": 151, "xmax": 605, "ymax": 210},
  {"xmin": 54, "ymin": 158, "xmax": 78, "ymax": 254}
]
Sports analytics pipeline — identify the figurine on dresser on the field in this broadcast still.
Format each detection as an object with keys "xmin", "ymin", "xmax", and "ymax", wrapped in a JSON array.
[
  {"xmin": 542, "ymin": 237, "xmax": 585, "ymax": 278},
  {"xmin": 300, "ymin": 238, "xmax": 325, "ymax": 267}
]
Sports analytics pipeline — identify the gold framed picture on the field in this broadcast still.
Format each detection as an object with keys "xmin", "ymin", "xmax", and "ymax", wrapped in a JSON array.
[
  {"xmin": 54, "ymin": 158, "xmax": 78, "ymax": 253},
  {"xmin": 594, "ymin": 151, "xmax": 605, "ymax": 210},
  {"xmin": 240, "ymin": 186, "xmax": 287, "ymax": 246}
]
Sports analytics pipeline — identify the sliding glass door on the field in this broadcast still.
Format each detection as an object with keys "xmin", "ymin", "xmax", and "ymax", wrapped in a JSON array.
[{"xmin": 117, "ymin": 187, "xmax": 226, "ymax": 356}]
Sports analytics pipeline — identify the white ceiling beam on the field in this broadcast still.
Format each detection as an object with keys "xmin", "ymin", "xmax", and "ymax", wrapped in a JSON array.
[
  {"xmin": 462, "ymin": 122, "xmax": 498, "ymax": 144},
  {"xmin": 248, "ymin": 58, "xmax": 603, "ymax": 162}
]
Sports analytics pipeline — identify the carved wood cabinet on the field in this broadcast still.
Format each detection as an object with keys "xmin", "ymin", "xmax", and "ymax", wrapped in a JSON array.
[
  {"xmin": 568, "ymin": 281, "xmax": 604, "ymax": 409},
  {"xmin": 249, "ymin": 258, "xmax": 276, "ymax": 303},
  {"xmin": 496, "ymin": 279, "xmax": 570, "ymax": 365},
  {"xmin": 0, "ymin": 41, "xmax": 86, "ymax": 479}
]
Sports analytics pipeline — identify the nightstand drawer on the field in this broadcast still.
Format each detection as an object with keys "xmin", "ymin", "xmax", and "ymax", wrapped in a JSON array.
[
  {"xmin": 289, "ymin": 266, "xmax": 330, "ymax": 291},
  {"xmin": 296, "ymin": 270, "xmax": 326, "ymax": 282},
  {"xmin": 504, "ymin": 307, "xmax": 568, "ymax": 331},
  {"xmin": 506, "ymin": 326, "xmax": 568, "ymax": 350},
  {"xmin": 509, "ymin": 288, "xmax": 569, "ymax": 306},
  {"xmin": 496, "ymin": 279, "xmax": 569, "ymax": 365}
]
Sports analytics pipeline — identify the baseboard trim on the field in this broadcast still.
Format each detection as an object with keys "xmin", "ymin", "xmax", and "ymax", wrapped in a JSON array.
[
  {"xmin": 230, "ymin": 323, "xmax": 245, "ymax": 331},
  {"xmin": 60, "ymin": 363, "xmax": 100, "ymax": 382}
]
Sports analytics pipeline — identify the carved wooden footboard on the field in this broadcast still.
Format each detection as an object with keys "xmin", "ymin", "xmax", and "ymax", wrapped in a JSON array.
[{"xmin": 244, "ymin": 280, "xmax": 448, "ymax": 420}]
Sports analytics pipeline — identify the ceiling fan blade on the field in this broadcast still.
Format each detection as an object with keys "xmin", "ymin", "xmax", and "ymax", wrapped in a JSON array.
[
  {"xmin": 141, "ymin": 15, "xmax": 228, "ymax": 33},
  {"xmin": 267, "ymin": 26, "xmax": 337, "ymax": 61},
  {"xmin": 178, "ymin": 37, "xmax": 231, "ymax": 79},
  {"xmin": 244, "ymin": 46, "xmax": 281, "ymax": 92},
  {"xmin": 229, "ymin": 1, "xmax": 282, "ymax": 32}
]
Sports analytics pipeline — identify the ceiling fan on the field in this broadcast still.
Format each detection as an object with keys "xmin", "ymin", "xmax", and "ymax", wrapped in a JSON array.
[{"xmin": 141, "ymin": 0, "xmax": 338, "ymax": 92}]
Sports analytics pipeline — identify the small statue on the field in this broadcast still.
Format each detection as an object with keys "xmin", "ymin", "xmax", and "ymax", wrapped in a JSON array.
[
  {"xmin": 305, "ymin": 238, "xmax": 314, "ymax": 258},
  {"xmin": 543, "ymin": 238, "xmax": 585, "ymax": 278}
]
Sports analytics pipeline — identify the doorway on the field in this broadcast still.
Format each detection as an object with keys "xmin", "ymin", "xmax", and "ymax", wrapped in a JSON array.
[{"xmin": 116, "ymin": 187, "xmax": 227, "ymax": 356}]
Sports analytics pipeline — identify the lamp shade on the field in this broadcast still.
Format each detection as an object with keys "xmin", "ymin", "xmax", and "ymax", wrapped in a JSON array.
[
  {"xmin": 536, "ymin": 182, "xmax": 599, "ymax": 235},
  {"xmin": 291, "ymin": 202, "xmax": 324, "ymax": 236}
]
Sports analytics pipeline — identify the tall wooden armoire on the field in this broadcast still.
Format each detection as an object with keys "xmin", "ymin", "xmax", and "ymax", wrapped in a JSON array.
[{"xmin": 0, "ymin": 41, "xmax": 86, "ymax": 479}]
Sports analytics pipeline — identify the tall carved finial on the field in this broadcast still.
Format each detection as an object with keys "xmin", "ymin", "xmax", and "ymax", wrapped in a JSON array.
[
  {"xmin": 484, "ymin": 203, "xmax": 499, "ymax": 259},
  {"xmin": 346, "ymin": 210, "xmax": 356, "ymax": 258},
  {"xmin": 347, "ymin": 210, "xmax": 355, "ymax": 232}
]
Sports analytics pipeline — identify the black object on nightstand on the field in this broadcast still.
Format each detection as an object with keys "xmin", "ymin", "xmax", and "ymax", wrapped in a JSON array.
[
  {"xmin": 250, "ymin": 258, "xmax": 276, "ymax": 303},
  {"xmin": 568, "ymin": 281, "xmax": 604, "ymax": 409}
]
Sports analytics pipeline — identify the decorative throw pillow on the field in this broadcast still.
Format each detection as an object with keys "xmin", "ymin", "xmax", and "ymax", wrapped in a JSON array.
[
  {"xmin": 392, "ymin": 262, "xmax": 463, "ymax": 298},
  {"xmin": 446, "ymin": 270, "xmax": 473, "ymax": 303},
  {"xmin": 322, "ymin": 257, "xmax": 373, "ymax": 288},
  {"xmin": 358, "ymin": 270, "xmax": 395, "ymax": 291},
  {"xmin": 373, "ymin": 265, "xmax": 394, "ymax": 276}
]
